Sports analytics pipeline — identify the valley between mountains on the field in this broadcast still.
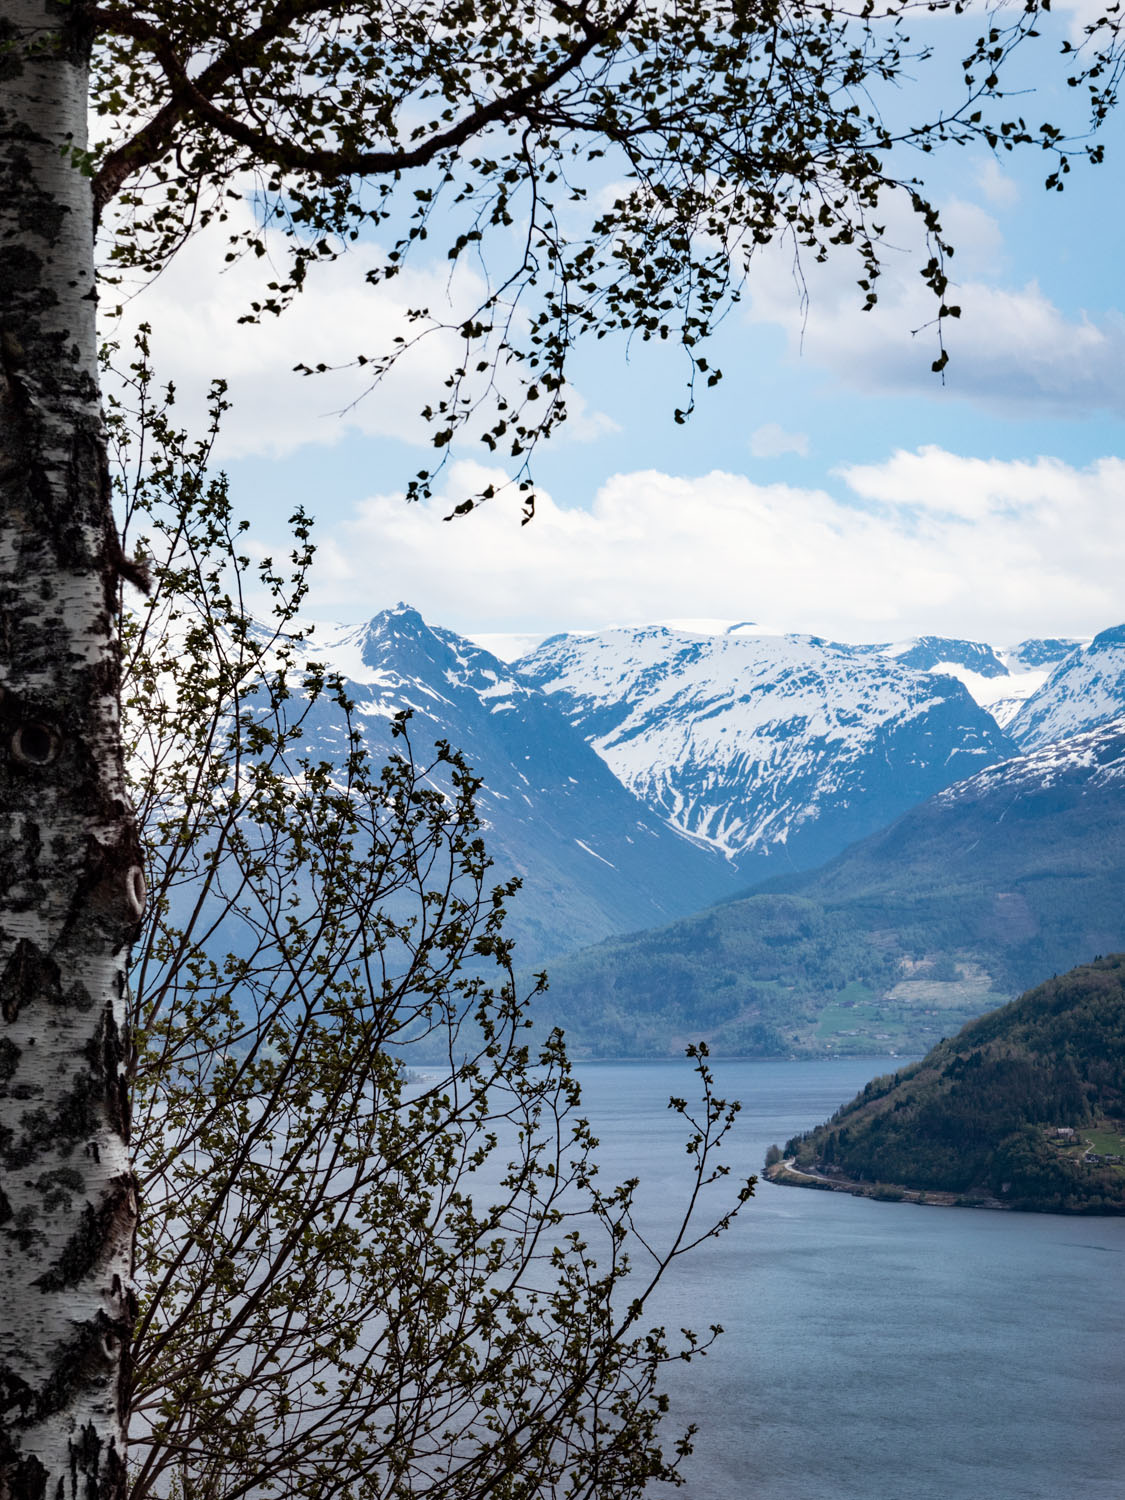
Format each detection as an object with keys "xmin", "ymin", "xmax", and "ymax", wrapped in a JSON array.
[{"xmin": 298, "ymin": 606, "xmax": 1125, "ymax": 1058}]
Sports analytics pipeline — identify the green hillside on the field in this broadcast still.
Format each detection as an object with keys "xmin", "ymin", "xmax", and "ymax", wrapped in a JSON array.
[
  {"xmin": 773, "ymin": 956, "xmax": 1125, "ymax": 1213},
  {"xmin": 534, "ymin": 724, "xmax": 1125, "ymax": 1057}
]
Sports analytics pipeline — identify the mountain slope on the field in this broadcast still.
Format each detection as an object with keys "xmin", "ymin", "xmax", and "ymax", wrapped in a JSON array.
[
  {"xmin": 864, "ymin": 634, "xmax": 1083, "ymax": 728},
  {"xmin": 534, "ymin": 718, "xmax": 1125, "ymax": 1057},
  {"xmin": 1009, "ymin": 624, "xmax": 1125, "ymax": 748},
  {"xmin": 295, "ymin": 605, "xmax": 740, "ymax": 961},
  {"xmin": 515, "ymin": 625, "xmax": 1015, "ymax": 879},
  {"xmin": 774, "ymin": 956, "xmax": 1125, "ymax": 1213}
]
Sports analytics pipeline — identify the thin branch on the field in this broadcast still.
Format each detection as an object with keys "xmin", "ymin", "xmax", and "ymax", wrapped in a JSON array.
[{"xmin": 92, "ymin": 0, "xmax": 637, "ymax": 221}]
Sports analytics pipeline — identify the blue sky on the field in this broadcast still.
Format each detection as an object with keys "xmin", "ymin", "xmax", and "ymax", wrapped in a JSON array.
[{"xmin": 112, "ymin": 17, "xmax": 1125, "ymax": 654}]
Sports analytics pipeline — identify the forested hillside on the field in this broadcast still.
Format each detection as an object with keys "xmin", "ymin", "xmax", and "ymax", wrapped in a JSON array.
[{"xmin": 776, "ymin": 956, "xmax": 1125, "ymax": 1213}]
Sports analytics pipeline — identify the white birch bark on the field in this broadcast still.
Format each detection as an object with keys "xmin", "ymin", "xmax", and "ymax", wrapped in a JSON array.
[{"xmin": 0, "ymin": 4, "xmax": 139, "ymax": 1496}]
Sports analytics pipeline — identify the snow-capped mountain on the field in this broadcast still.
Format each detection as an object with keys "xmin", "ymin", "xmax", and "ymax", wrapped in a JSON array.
[
  {"xmin": 480, "ymin": 619, "xmax": 1087, "ymax": 731},
  {"xmin": 873, "ymin": 634, "xmax": 1010, "ymax": 677},
  {"xmin": 293, "ymin": 605, "xmax": 739, "ymax": 959},
  {"xmin": 933, "ymin": 710, "xmax": 1125, "ymax": 804},
  {"xmin": 514, "ymin": 625, "xmax": 1016, "ymax": 879},
  {"xmin": 1008, "ymin": 625, "xmax": 1125, "ymax": 749},
  {"xmin": 858, "ymin": 634, "xmax": 1084, "ymax": 728}
]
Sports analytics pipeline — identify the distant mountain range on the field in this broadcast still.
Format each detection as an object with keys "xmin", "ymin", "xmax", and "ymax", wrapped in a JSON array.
[
  {"xmin": 532, "ymin": 717, "xmax": 1125, "ymax": 1056},
  {"xmin": 1008, "ymin": 625, "xmax": 1125, "ymax": 748},
  {"xmin": 290, "ymin": 606, "xmax": 739, "ymax": 960},
  {"xmin": 285, "ymin": 607, "xmax": 1125, "ymax": 1004},
  {"xmin": 514, "ymin": 624, "xmax": 1015, "ymax": 880},
  {"xmin": 859, "ymin": 634, "xmax": 1082, "ymax": 730}
]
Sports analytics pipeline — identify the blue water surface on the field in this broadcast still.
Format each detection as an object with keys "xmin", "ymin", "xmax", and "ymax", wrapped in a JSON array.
[{"xmin": 571, "ymin": 1058, "xmax": 1125, "ymax": 1500}]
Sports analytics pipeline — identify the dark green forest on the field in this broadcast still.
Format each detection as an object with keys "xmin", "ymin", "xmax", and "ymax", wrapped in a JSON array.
[{"xmin": 780, "ymin": 956, "xmax": 1125, "ymax": 1213}]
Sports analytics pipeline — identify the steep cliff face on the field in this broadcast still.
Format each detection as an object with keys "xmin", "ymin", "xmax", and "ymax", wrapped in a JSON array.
[{"xmin": 515, "ymin": 624, "xmax": 1016, "ymax": 879}]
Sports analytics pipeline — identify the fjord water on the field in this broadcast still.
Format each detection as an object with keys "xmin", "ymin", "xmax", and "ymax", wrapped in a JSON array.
[{"xmin": 572, "ymin": 1059, "xmax": 1125, "ymax": 1500}]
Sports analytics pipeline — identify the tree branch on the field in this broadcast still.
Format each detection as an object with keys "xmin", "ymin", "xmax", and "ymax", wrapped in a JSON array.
[
  {"xmin": 92, "ymin": 0, "xmax": 338, "ymax": 220},
  {"xmin": 92, "ymin": 0, "xmax": 636, "ymax": 221}
]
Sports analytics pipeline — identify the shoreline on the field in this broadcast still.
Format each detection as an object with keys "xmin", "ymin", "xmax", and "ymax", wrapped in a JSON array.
[{"xmin": 765, "ymin": 1157, "xmax": 1007, "ymax": 1210}]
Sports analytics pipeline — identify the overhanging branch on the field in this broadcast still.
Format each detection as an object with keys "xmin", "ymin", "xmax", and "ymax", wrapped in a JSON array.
[{"xmin": 92, "ymin": 0, "xmax": 637, "ymax": 221}]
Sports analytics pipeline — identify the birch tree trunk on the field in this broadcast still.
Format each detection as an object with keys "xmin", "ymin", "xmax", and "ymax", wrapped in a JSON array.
[{"xmin": 0, "ymin": 3, "xmax": 138, "ymax": 1495}]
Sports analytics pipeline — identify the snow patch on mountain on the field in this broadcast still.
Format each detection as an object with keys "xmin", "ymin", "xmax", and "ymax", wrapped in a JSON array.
[
  {"xmin": 515, "ymin": 624, "xmax": 1015, "ymax": 873},
  {"xmin": 1008, "ymin": 626, "xmax": 1125, "ymax": 749},
  {"xmin": 468, "ymin": 618, "xmax": 1089, "ymax": 732},
  {"xmin": 857, "ymin": 633, "xmax": 1086, "ymax": 729},
  {"xmin": 290, "ymin": 604, "xmax": 739, "ymax": 958},
  {"xmin": 935, "ymin": 714, "xmax": 1125, "ymax": 803}
]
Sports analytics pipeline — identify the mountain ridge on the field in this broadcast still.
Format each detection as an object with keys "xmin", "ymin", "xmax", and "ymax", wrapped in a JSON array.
[
  {"xmin": 514, "ymin": 624, "xmax": 1016, "ymax": 878},
  {"xmin": 291, "ymin": 604, "xmax": 741, "ymax": 960},
  {"xmin": 282, "ymin": 606, "xmax": 1125, "ymax": 996},
  {"xmin": 1009, "ymin": 626, "xmax": 1125, "ymax": 748}
]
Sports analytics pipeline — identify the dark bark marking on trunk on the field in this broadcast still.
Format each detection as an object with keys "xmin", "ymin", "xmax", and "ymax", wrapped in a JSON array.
[
  {"xmin": 0, "ymin": 1366, "xmax": 36, "ymax": 1423},
  {"xmin": 60, "ymin": 832, "xmax": 146, "ymax": 956},
  {"xmin": 32, "ymin": 1167, "xmax": 84, "ymax": 1211},
  {"xmin": 0, "ymin": 326, "xmax": 94, "ymax": 578},
  {"xmin": 0, "ymin": 246, "xmax": 50, "ymax": 300},
  {"xmin": 3, "ymin": 1070, "xmax": 103, "ymax": 1172},
  {"xmin": 68, "ymin": 1422, "xmax": 110, "ymax": 1500},
  {"xmin": 0, "ymin": 940, "xmax": 61, "ymax": 1024},
  {"xmin": 64, "ymin": 983, "xmax": 94, "ymax": 1016},
  {"xmin": 0, "ymin": 1444, "xmax": 49, "ymax": 1500},
  {"xmin": 97, "ymin": 1003, "xmax": 128, "ymax": 1145},
  {"xmin": 67, "ymin": 1424, "xmax": 101, "ymax": 1498},
  {"xmin": 0, "ymin": 17, "xmax": 21, "ymax": 79},
  {"xmin": 33, "ymin": 1174, "xmax": 133, "ymax": 1292},
  {"xmin": 113, "ymin": 1285, "xmax": 134, "ymax": 1433},
  {"xmin": 0, "ymin": 1419, "xmax": 120, "ymax": 1500},
  {"xmin": 0, "ymin": 1338, "xmax": 126, "ymax": 1494},
  {"xmin": 0, "ymin": 1036, "xmax": 17, "ymax": 1082},
  {"xmin": 37, "ymin": 1314, "xmax": 131, "ymax": 1424}
]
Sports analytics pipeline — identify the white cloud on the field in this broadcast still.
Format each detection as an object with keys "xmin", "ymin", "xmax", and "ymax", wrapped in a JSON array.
[
  {"xmin": 306, "ymin": 450, "xmax": 1125, "ymax": 645},
  {"xmin": 102, "ymin": 213, "xmax": 615, "ymax": 460},
  {"xmin": 838, "ymin": 447, "xmax": 1125, "ymax": 626},
  {"xmin": 749, "ymin": 422, "xmax": 809, "ymax": 459},
  {"xmin": 973, "ymin": 157, "xmax": 1020, "ymax": 210},
  {"xmin": 744, "ymin": 193, "xmax": 1125, "ymax": 419}
]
